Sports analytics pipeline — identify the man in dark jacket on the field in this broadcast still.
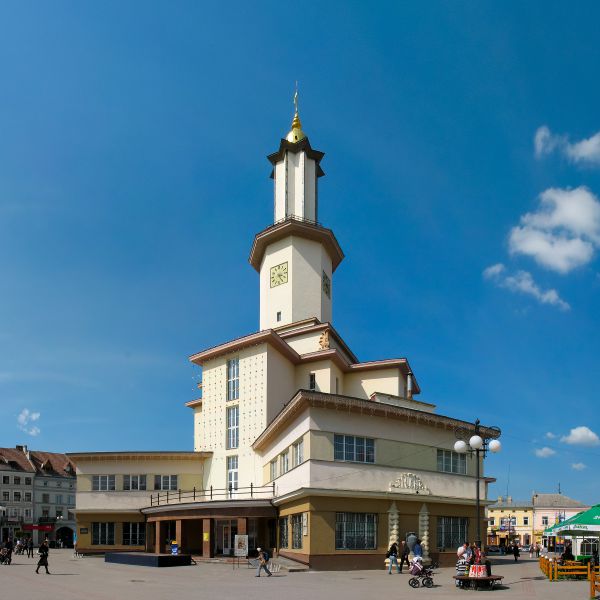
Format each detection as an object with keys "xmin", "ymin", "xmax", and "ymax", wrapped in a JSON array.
[
  {"xmin": 399, "ymin": 540, "xmax": 410, "ymax": 573},
  {"xmin": 35, "ymin": 540, "xmax": 50, "ymax": 574}
]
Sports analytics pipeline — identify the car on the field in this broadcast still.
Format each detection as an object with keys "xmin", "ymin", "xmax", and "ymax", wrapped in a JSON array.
[
  {"xmin": 521, "ymin": 544, "xmax": 531, "ymax": 552},
  {"xmin": 486, "ymin": 545, "xmax": 501, "ymax": 554}
]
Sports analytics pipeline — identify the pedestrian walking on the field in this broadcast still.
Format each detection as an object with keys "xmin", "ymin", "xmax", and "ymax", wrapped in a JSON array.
[
  {"xmin": 35, "ymin": 540, "xmax": 50, "ymax": 574},
  {"xmin": 255, "ymin": 547, "xmax": 272, "ymax": 577},
  {"xmin": 535, "ymin": 543, "xmax": 541, "ymax": 558},
  {"xmin": 27, "ymin": 537, "xmax": 34, "ymax": 558},
  {"xmin": 386, "ymin": 542, "xmax": 400, "ymax": 574},
  {"xmin": 399, "ymin": 540, "xmax": 410, "ymax": 573},
  {"xmin": 513, "ymin": 544, "xmax": 520, "ymax": 562},
  {"xmin": 413, "ymin": 539, "xmax": 423, "ymax": 558}
]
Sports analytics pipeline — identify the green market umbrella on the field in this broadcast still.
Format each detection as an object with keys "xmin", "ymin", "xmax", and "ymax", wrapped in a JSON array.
[{"xmin": 555, "ymin": 504, "xmax": 600, "ymax": 536}]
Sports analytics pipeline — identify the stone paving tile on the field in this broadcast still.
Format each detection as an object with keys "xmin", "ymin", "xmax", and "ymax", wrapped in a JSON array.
[{"xmin": 0, "ymin": 550, "xmax": 593, "ymax": 600}]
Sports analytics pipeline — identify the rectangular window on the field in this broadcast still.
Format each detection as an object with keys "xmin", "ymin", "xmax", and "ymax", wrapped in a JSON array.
[
  {"xmin": 92, "ymin": 522, "xmax": 115, "ymax": 545},
  {"xmin": 279, "ymin": 516, "xmax": 289, "ymax": 549},
  {"xmin": 335, "ymin": 513, "xmax": 377, "ymax": 550},
  {"xmin": 523, "ymin": 517, "xmax": 529, "ymax": 526},
  {"xmin": 292, "ymin": 438, "xmax": 304, "ymax": 467},
  {"xmin": 489, "ymin": 517, "xmax": 495, "ymax": 526},
  {"xmin": 56, "ymin": 509, "xmax": 63, "ymax": 518},
  {"xmin": 334, "ymin": 434, "xmax": 375, "ymax": 463},
  {"xmin": 42, "ymin": 508, "xmax": 50, "ymax": 517},
  {"xmin": 437, "ymin": 449, "xmax": 467, "ymax": 475},
  {"xmin": 227, "ymin": 456, "xmax": 238, "ymax": 494},
  {"xmin": 123, "ymin": 522, "xmax": 146, "ymax": 546},
  {"xmin": 226, "ymin": 405, "xmax": 239, "ymax": 449},
  {"xmin": 56, "ymin": 494, "xmax": 63, "ymax": 504},
  {"xmin": 335, "ymin": 377, "xmax": 339, "ymax": 394},
  {"xmin": 280, "ymin": 451, "xmax": 289, "ymax": 475},
  {"xmin": 92, "ymin": 475, "xmax": 116, "ymax": 491},
  {"xmin": 270, "ymin": 459, "xmax": 278, "ymax": 481},
  {"xmin": 2, "ymin": 491, "xmax": 9, "ymax": 501},
  {"xmin": 276, "ymin": 311, "xmax": 282, "ymax": 322},
  {"xmin": 309, "ymin": 373, "xmax": 316, "ymax": 391},
  {"xmin": 291, "ymin": 514, "xmax": 303, "ymax": 549},
  {"xmin": 14, "ymin": 491, "xmax": 22, "ymax": 502},
  {"xmin": 153, "ymin": 475, "xmax": 177, "ymax": 491},
  {"xmin": 25, "ymin": 492, "xmax": 32, "ymax": 502},
  {"xmin": 42, "ymin": 493, "xmax": 50, "ymax": 503},
  {"xmin": 25, "ymin": 477, "xmax": 32, "ymax": 485},
  {"xmin": 123, "ymin": 475, "xmax": 147, "ymax": 491},
  {"xmin": 68, "ymin": 495, "xmax": 75, "ymax": 505},
  {"xmin": 542, "ymin": 516, "xmax": 549, "ymax": 526},
  {"xmin": 437, "ymin": 516, "xmax": 468, "ymax": 550},
  {"xmin": 14, "ymin": 476, "xmax": 21, "ymax": 485},
  {"xmin": 2, "ymin": 476, "xmax": 9, "ymax": 484},
  {"xmin": 24, "ymin": 508, "xmax": 32, "ymax": 518},
  {"xmin": 226, "ymin": 358, "xmax": 239, "ymax": 401}
]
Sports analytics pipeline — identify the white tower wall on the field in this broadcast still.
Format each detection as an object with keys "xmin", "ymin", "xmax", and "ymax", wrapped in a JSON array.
[
  {"xmin": 259, "ymin": 235, "xmax": 332, "ymax": 330},
  {"xmin": 273, "ymin": 150, "xmax": 317, "ymax": 222}
]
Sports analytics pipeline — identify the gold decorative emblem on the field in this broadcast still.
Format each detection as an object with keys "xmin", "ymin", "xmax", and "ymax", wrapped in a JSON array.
[{"xmin": 318, "ymin": 330, "xmax": 330, "ymax": 350}]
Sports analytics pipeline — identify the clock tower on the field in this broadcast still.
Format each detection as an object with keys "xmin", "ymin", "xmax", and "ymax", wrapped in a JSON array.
[{"xmin": 249, "ymin": 96, "xmax": 344, "ymax": 331}]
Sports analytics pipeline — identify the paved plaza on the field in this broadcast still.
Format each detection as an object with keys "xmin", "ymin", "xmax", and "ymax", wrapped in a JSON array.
[{"xmin": 1, "ymin": 551, "xmax": 594, "ymax": 600}]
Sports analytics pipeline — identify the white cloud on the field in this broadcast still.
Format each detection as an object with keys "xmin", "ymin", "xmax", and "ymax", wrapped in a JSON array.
[
  {"xmin": 483, "ymin": 263, "xmax": 506, "ymax": 279},
  {"xmin": 483, "ymin": 264, "xmax": 570, "ymax": 310},
  {"xmin": 509, "ymin": 187, "xmax": 600, "ymax": 273},
  {"xmin": 17, "ymin": 408, "xmax": 41, "ymax": 437},
  {"xmin": 535, "ymin": 447, "xmax": 556, "ymax": 458},
  {"xmin": 534, "ymin": 126, "xmax": 600, "ymax": 166},
  {"xmin": 545, "ymin": 432, "xmax": 557, "ymax": 439},
  {"xmin": 560, "ymin": 426, "xmax": 600, "ymax": 446},
  {"xmin": 571, "ymin": 462, "xmax": 587, "ymax": 471}
]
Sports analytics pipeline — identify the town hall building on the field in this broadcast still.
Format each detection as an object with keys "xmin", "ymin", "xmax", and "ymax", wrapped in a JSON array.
[{"xmin": 69, "ymin": 102, "xmax": 500, "ymax": 569}]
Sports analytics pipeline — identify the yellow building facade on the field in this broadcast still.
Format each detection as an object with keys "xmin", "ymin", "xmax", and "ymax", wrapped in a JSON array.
[{"xmin": 486, "ymin": 497, "xmax": 533, "ymax": 548}]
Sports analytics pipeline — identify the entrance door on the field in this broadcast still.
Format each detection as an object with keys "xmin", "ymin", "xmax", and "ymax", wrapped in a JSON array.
[{"xmin": 223, "ymin": 523, "xmax": 231, "ymax": 555}]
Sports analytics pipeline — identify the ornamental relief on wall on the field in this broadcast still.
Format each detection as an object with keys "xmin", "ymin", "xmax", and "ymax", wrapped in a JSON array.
[{"xmin": 389, "ymin": 472, "xmax": 431, "ymax": 495}]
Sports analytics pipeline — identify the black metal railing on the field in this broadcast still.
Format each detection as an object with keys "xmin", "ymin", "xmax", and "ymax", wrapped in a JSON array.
[{"xmin": 149, "ymin": 482, "xmax": 276, "ymax": 507}]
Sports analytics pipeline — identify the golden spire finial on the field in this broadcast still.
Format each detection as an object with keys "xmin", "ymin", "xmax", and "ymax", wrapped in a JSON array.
[{"xmin": 286, "ymin": 82, "xmax": 306, "ymax": 143}]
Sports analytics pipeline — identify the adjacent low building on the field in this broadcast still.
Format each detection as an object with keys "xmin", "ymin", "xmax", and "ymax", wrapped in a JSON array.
[{"xmin": 486, "ymin": 492, "xmax": 590, "ymax": 547}]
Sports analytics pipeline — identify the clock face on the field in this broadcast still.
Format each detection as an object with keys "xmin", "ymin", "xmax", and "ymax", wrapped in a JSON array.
[
  {"xmin": 270, "ymin": 262, "xmax": 289, "ymax": 287},
  {"xmin": 322, "ymin": 271, "xmax": 331, "ymax": 298}
]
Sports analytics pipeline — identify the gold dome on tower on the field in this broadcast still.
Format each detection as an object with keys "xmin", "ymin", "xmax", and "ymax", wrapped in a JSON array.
[{"xmin": 285, "ymin": 86, "xmax": 306, "ymax": 143}]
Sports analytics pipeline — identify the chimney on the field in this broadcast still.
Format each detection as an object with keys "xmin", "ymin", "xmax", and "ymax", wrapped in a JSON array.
[{"xmin": 406, "ymin": 372, "xmax": 413, "ymax": 400}]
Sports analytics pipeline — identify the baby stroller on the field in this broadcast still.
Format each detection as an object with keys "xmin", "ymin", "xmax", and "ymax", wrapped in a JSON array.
[
  {"xmin": 408, "ymin": 557, "xmax": 435, "ymax": 588},
  {"xmin": 0, "ymin": 548, "xmax": 10, "ymax": 565}
]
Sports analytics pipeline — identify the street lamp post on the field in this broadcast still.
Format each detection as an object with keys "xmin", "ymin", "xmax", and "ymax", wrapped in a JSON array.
[{"xmin": 454, "ymin": 419, "xmax": 501, "ymax": 549}]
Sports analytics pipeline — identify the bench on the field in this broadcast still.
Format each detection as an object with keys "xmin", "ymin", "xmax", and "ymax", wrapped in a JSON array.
[{"xmin": 453, "ymin": 575, "xmax": 504, "ymax": 590}]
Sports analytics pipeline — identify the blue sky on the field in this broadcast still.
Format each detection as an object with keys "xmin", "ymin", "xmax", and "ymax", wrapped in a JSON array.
[{"xmin": 1, "ymin": 2, "xmax": 599, "ymax": 505}]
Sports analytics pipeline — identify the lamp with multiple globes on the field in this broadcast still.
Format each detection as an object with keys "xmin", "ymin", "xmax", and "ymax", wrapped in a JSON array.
[{"xmin": 453, "ymin": 419, "xmax": 502, "ymax": 549}]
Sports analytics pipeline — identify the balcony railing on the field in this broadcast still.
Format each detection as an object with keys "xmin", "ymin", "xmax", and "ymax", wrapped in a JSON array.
[{"xmin": 149, "ymin": 483, "xmax": 276, "ymax": 507}]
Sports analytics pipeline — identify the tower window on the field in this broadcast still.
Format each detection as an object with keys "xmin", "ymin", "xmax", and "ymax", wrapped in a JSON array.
[
  {"xmin": 226, "ymin": 358, "xmax": 239, "ymax": 401},
  {"xmin": 309, "ymin": 373, "xmax": 316, "ymax": 391},
  {"xmin": 276, "ymin": 311, "xmax": 282, "ymax": 322}
]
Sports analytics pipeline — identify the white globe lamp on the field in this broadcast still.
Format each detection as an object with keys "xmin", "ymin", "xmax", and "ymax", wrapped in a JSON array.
[
  {"xmin": 489, "ymin": 439, "xmax": 502, "ymax": 453},
  {"xmin": 454, "ymin": 440, "xmax": 468, "ymax": 453},
  {"xmin": 469, "ymin": 435, "xmax": 484, "ymax": 450}
]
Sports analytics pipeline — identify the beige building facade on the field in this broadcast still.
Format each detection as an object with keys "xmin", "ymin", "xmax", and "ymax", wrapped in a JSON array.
[{"xmin": 70, "ymin": 105, "xmax": 500, "ymax": 568}]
